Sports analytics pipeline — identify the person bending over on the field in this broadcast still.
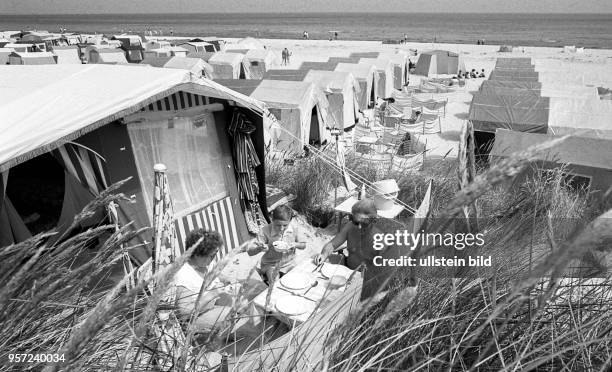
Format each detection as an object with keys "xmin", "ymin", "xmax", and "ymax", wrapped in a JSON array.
[{"xmin": 315, "ymin": 198, "xmax": 393, "ymax": 299}]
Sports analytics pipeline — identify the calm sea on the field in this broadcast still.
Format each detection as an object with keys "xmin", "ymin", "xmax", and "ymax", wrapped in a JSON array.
[{"xmin": 1, "ymin": 13, "xmax": 611, "ymax": 49}]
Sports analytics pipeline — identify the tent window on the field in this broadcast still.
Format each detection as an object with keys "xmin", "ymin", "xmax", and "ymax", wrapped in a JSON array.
[
  {"xmin": 127, "ymin": 114, "xmax": 228, "ymax": 218},
  {"xmin": 251, "ymin": 61, "xmax": 259, "ymax": 66},
  {"xmin": 5, "ymin": 153, "xmax": 65, "ymax": 235}
]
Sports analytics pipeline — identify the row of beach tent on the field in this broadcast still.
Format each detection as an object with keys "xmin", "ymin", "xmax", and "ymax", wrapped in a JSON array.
[{"xmin": 471, "ymin": 57, "xmax": 612, "ymax": 194}]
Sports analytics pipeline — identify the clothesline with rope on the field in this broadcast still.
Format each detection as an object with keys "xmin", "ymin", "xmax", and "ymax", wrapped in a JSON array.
[{"xmin": 266, "ymin": 119, "xmax": 419, "ymax": 217}]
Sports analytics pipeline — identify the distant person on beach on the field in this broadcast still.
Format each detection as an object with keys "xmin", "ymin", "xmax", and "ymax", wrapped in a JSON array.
[
  {"xmin": 404, "ymin": 33, "xmax": 408, "ymax": 43},
  {"xmin": 281, "ymin": 48, "xmax": 288, "ymax": 65},
  {"xmin": 479, "ymin": 69, "xmax": 486, "ymax": 78},
  {"xmin": 470, "ymin": 69, "xmax": 477, "ymax": 78},
  {"xmin": 303, "ymin": 31, "xmax": 309, "ymax": 39},
  {"xmin": 334, "ymin": 31, "xmax": 338, "ymax": 40}
]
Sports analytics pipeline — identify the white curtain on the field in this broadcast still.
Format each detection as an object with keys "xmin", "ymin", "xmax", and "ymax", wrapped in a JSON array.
[{"xmin": 127, "ymin": 114, "xmax": 228, "ymax": 218}]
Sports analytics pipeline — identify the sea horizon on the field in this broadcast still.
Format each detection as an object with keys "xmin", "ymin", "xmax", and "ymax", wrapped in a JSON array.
[{"xmin": 1, "ymin": 12, "xmax": 611, "ymax": 49}]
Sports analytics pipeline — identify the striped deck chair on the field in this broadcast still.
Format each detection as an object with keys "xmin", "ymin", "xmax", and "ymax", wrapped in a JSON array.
[
  {"xmin": 391, "ymin": 152, "xmax": 425, "ymax": 174},
  {"xmin": 359, "ymin": 153, "xmax": 393, "ymax": 179},
  {"xmin": 411, "ymin": 97, "xmax": 448, "ymax": 117},
  {"xmin": 379, "ymin": 129, "xmax": 405, "ymax": 154}
]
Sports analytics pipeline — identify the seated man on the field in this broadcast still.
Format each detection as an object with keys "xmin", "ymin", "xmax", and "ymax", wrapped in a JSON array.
[
  {"xmin": 479, "ymin": 69, "xmax": 486, "ymax": 78},
  {"xmin": 173, "ymin": 229, "xmax": 251, "ymax": 337}
]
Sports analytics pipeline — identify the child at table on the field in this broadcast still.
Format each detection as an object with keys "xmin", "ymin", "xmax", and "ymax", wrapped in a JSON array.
[{"xmin": 246, "ymin": 205, "xmax": 306, "ymax": 284}]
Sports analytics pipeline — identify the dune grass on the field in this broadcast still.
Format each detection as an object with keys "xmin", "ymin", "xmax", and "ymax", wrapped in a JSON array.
[{"xmin": 1, "ymin": 140, "xmax": 611, "ymax": 371}]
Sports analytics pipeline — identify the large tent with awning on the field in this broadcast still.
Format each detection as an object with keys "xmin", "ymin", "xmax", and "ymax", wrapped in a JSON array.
[
  {"xmin": 490, "ymin": 129, "xmax": 612, "ymax": 194},
  {"xmin": 0, "ymin": 64, "xmax": 274, "ymax": 266},
  {"xmin": 335, "ymin": 62, "xmax": 379, "ymax": 110},
  {"xmin": 215, "ymin": 79, "xmax": 332, "ymax": 152},
  {"xmin": 414, "ymin": 50, "xmax": 465, "ymax": 76}
]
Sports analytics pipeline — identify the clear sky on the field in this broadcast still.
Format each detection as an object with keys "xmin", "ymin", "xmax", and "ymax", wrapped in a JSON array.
[{"xmin": 0, "ymin": 0, "xmax": 610, "ymax": 14}]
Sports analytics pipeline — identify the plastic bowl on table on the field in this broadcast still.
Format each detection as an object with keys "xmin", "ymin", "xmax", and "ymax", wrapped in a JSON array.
[{"xmin": 272, "ymin": 240, "xmax": 291, "ymax": 253}]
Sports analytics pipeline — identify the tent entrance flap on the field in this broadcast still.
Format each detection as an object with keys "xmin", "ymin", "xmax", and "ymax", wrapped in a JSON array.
[
  {"xmin": 309, "ymin": 107, "xmax": 321, "ymax": 145},
  {"xmin": 5, "ymin": 152, "xmax": 64, "ymax": 237}
]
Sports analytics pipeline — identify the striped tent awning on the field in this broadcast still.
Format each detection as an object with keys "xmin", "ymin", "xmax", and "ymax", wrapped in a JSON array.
[
  {"xmin": 174, "ymin": 196, "xmax": 240, "ymax": 261},
  {"xmin": 142, "ymin": 91, "xmax": 211, "ymax": 112}
]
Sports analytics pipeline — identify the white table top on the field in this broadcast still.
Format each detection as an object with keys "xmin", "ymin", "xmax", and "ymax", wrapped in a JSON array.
[
  {"xmin": 334, "ymin": 196, "xmax": 404, "ymax": 219},
  {"xmin": 252, "ymin": 261, "xmax": 358, "ymax": 325}
]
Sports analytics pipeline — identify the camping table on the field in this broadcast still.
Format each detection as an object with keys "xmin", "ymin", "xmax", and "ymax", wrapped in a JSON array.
[{"xmin": 252, "ymin": 261, "xmax": 358, "ymax": 326}]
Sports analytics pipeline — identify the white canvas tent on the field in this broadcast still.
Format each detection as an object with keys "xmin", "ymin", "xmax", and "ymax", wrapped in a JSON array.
[
  {"xmin": 359, "ymin": 57, "xmax": 395, "ymax": 98},
  {"xmin": 161, "ymin": 56, "xmax": 214, "ymax": 78},
  {"xmin": 208, "ymin": 52, "xmax": 251, "ymax": 79},
  {"xmin": 4, "ymin": 43, "xmax": 29, "ymax": 53},
  {"xmin": 8, "ymin": 52, "xmax": 56, "ymax": 65},
  {"xmin": 334, "ymin": 62, "xmax": 379, "ymax": 110},
  {"xmin": 177, "ymin": 41, "xmax": 216, "ymax": 53},
  {"xmin": 0, "ymin": 64, "xmax": 277, "ymax": 257},
  {"xmin": 0, "ymin": 48, "xmax": 15, "ymax": 64},
  {"xmin": 303, "ymin": 70, "xmax": 360, "ymax": 130},
  {"xmin": 490, "ymin": 129, "xmax": 612, "ymax": 194},
  {"xmin": 52, "ymin": 46, "xmax": 81, "ymax": 64},
  {"xmin": 547, "ymin": 97, "xmax": 612, "ymax": 139},
  {"xmin": 144, "ymin": 40, "xmax": 171, "ymax": 51},
  {"xmin": 379, "ymin": 52, "xmax": 409, "ymax": 89},
  {"xmin": 250, "ymin": 79, "xmax": 332, "ymax": 152},
  {"xmin": 88, "ymin": 47, "xmax": 128, "ymax": 64},
  {"xmin": 244, "ymin": 48, "xmax": 279, "ymax": 79}
]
